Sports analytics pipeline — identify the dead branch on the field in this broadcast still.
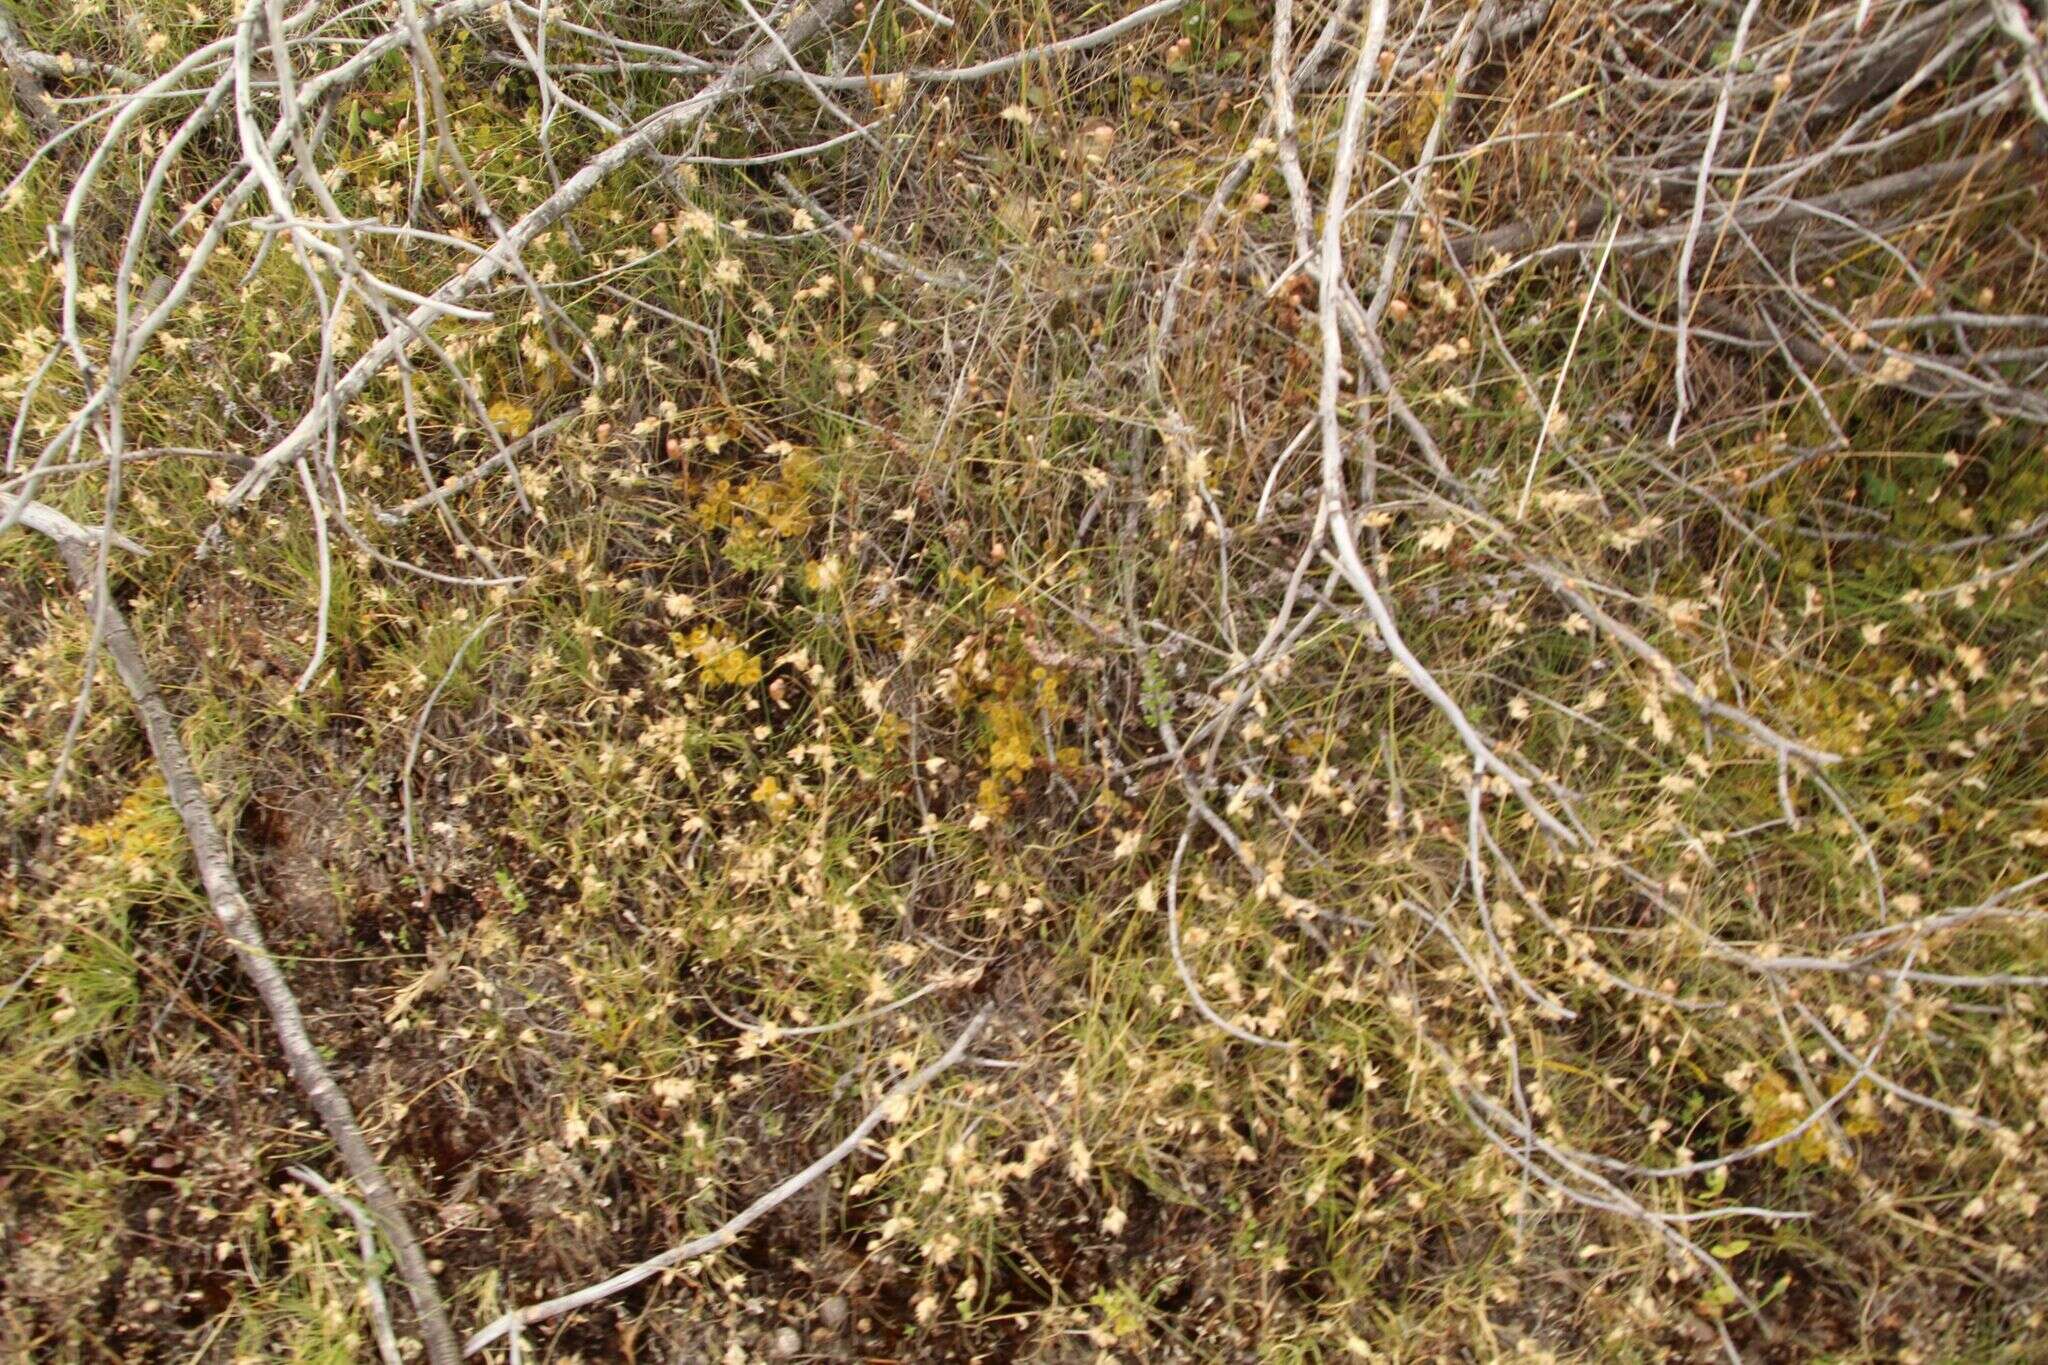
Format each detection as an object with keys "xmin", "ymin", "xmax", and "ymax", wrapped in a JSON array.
[
  {"xmin": 462, "ymin": 1004, "xmax": 995, "ymax": 1357},
  {"xmin": 19, "ymin": 505, "xmax": 461, "ymax": 1365}
]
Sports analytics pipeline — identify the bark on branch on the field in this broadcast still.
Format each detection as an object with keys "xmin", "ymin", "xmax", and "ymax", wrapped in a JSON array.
[{"xmin": 21, "ymin": 507, "xmax": 461, "ymax": 1365}]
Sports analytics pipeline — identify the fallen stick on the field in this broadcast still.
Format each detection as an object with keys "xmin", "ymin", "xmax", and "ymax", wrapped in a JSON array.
[
  {"xmin": 0, "ymin": 492, "xmax": 148, "ymax": 555},
  {"xmin": 289, "ymin": 1165, "xmax": 407, "ymax": 1365},
  {"xmin": 1449, "ymin": 148, "xmax": 2011, "ymax": 266},
  {"xmin": 462, "ymin": 1004, "xmax": 994, "ymax": 1357},
  {"xmin": 0, "ymin": 8, "xmax": 57, "ymax": 137},
  {"xmin": 21, "ymin": 505, "xmax": 461, "ymax": 1365}
]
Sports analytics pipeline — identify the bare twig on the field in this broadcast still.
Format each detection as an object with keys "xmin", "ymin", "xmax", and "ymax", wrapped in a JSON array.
[
  {"xmin": 462, "ymin": 1004, "xmax": 994, "ymax": 1356},
  {"xmin": 1668, "ymin": 0, "xmax": 1764, "ymax": 446},
  {"xmin": 288, "ymin": 1166, "xmax": 407, "ymax": 1365},
  {"xmin": 0, "ymin": 6, "xmax": 57, "ymax": 136}
]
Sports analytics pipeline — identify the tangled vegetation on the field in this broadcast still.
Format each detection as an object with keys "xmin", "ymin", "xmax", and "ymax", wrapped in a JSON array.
[{"xmin": 3, "ymin": 0, "xmax": 2048, "ymax": 1359}]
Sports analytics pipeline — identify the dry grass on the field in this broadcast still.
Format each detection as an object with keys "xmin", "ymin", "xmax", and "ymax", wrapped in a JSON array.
[{"xmin": 4, "ymin": 0, "xmax": 2048, "ymax": 1360}]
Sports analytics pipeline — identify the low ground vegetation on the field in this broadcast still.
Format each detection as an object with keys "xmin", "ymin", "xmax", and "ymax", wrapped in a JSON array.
[{"xmin": 4, "ymin": 0, "xmax": 2048, "ymax": 1359}]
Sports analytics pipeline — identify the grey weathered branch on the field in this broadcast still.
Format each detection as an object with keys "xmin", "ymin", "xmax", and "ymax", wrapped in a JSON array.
[
  {"xmin": 462, "ymin": 1004, "xmax": 994, "ymax": 1357},
  {"xmin": 289, "ymin": 1165, "xmax": 407, "ymax": 1365},
  {"xmin": 1448, "ymin": 148, "xmax": 2011, "ymax": 266},
  {"xmin": 0, "ymin": 7, "xmax": 57, "ymax": 137},
  {"xmin": 20, "ymin": 505, "xmax": 460, "ymax": 1365}
]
